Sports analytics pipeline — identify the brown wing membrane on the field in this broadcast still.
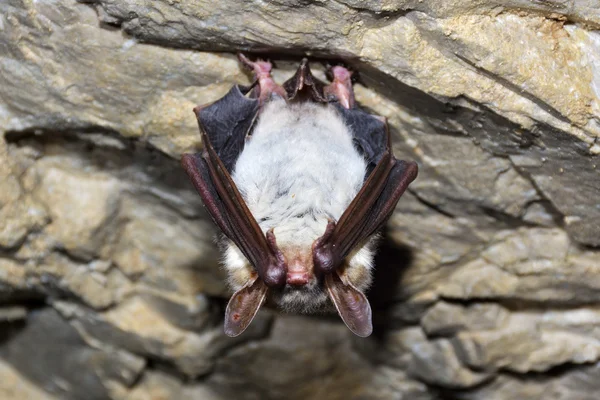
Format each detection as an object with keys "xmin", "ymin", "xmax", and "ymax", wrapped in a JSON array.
[
  {"xmin": 195, "ymin": 85, "xmax": 259, "ymax": 172},
  {"xmin": 224, "ymin": 277, "xmax": 268, "ymax": 337},
  {"xmin": 312, "ymin": 115, "xmax": 417, "ymax": 337},
  {"xmin": 181, "ymin": 88, "xmax": 287, "ymax": 289},
  {"xmin": 181, "ymin": 154, "xmax": 287, "ymax": 288},
  {"xmin": 325, "ymin": 273, "xmax": 373, "ymax": 337},
  {"xmin": 313, "ymin": 120, "xmax": 418, "ymax": 276}
]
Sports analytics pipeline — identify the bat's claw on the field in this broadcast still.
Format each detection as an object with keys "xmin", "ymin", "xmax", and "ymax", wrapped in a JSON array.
[
  {"xmin": 324, "ymin": 63, "xmax": 356, "ymax": 109},
  {"xmin": 238, "ymin": 53, "xmax": 287, "ymax": 104}
]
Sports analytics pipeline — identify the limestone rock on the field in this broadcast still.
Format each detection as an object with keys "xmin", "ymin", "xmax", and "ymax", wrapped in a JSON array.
[
  {"xmin": 438, "ymin": 228, "xmax": 600, "ymax": 304},
  {"xmin": 460, "ymin": 364, "xmax": 600, "ymax": 400},
  {"xmin": 453, "ymin": 307, "xmax": 600, "ymax": 373},
  {"xmin": 421, "ymin": 302, "xmax": 510, "ymax": 336},
  {"xmin": 204, "ymin": 316, "xmax": 432, "ymax": 400},
  {"xmin": 0, "ymin": 308, "xmax": 145, "ymax": 400},
  {"xmin": 54, "ymin": 297, "xmax": 271, "ymax": 378},
  {"xmin": 380, "ymin": 327, "xmax": 492, "ymax": 389},
  {"xmin": 0, "ymin": 361, "xmax": 59, "ymax": 400},
  {"xmin": 0, "ymin": 0, "xmax": 599, "ymax": 399}
]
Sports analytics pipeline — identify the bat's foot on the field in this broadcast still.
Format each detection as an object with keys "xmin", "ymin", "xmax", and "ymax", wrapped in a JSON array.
[
  {"xmin": 324, "ymin": 64, "xmax": 356, "ymax": 109},
  {"xmin": 238, "ymin": 54, "xmax": 287, "ymax": 104}
]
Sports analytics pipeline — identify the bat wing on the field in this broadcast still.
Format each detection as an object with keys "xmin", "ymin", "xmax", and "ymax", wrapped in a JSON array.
[
  {"xmin": 182, "ymin": 85, "xmax": 287, "ymax": 336},
  {"xmin": 333, "ymin": 104, "xmax": 388, "ymax": 174},
  {"xmin": 194, "ymin": 85, "xmax": 259, "ymax": 172},
  {"xmin": 313, "ymin": 110, "xmax": 418, "ymax": 337},
  {"xmin": 223, "ymin": 277, "xmax": 268, "ymax": 337}
]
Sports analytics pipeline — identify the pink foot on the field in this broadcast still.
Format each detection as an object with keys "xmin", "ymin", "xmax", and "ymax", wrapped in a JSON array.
[
  {"xmin": 238, "ymin": 54, "xmax": 287, "ymax": 104},
  {"xmin": 324, "ymin": 65, "xmax": 355, "ymax": 109}
]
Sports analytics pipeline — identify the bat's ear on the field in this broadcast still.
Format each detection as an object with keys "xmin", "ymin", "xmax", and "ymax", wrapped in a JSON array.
[
  {"xmin": 325, "ymin": 273, "xmax": 373, "ymax": 337},
  {"xmin": 224, "ymin": 278, "xmax": 268, "ymax": 337}
]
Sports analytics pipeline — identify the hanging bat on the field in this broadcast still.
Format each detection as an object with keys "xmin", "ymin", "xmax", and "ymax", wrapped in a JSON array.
[{"xmin": 181, "ymin": 55, "xmax": 418, "ymax": 337}]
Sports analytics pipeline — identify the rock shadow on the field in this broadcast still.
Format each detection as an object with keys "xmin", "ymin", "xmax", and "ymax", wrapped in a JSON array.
[{"xmin": 367, "ymin": 228, "xmax": 414, "ymax": 339}]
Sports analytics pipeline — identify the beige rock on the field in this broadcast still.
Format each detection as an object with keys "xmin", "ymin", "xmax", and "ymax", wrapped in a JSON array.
[
  {"xmin": 0, "ymin": 196, "xmax": 49, "ymax": 249},
  {"xmin": 33, "ymin": 160, "xmax": 122, "ymax": 259},
  {"xmin": 113, "ymin": 195, "xmax": 225, "ymax": 296},
  {"xmin": 0, "ymin": 361, "xmax": 58, "ymax": 400},
  {"xmin": 438, "ymin": 228, "xmax": 600, "ymax": 303},
  {"xmin": 454, "ymin": 308, "xmax": 600, "ymax": 373},
  {"xmin": 421, "ymin": 302, "xmax": 510, "ymax": 336},
  {"xmin": 380, "ymin": 327, "xmax": 492, "ymax": 389},
  {"xmin": 463, "ymin": 366, "xmax": 600, "ymax": 400},
  {"xmin": 0, "ymin": 258, "xmax": 27, "ymax": 293},
  {"xmin": 62, "ymin": 296, "xmax": 271, "ymax": 377}
]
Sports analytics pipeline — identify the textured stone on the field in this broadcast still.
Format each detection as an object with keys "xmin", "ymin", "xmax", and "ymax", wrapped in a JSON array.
[
  {"xmin": 0, "ymin": 196, "xmax": 48, "ymax": 249},
  {"xmin": 205, "ymin": 316, "xmax": 432, "ymax": 400},
  {"xmin": 460, "ymin": 364, "xmax": 600, "ymax": 400},
  {"xmin": 437, "ymin": 228, "xmax": 600, "ymax": 304},
  {"xmin": 0, "ymin": 308, "xmax": 145, "ymax": 400},
  {"xmin": 0, "ymin": 0, "xmax": 599, "ymax": 399},
  {"xmin": 380, "ymin": 327, "xmax": 492, "ymax": 389},
  {"xmin": 56, "ymin": 296, "xmax": 271, "ymax": 378},
  {"xmin": 453, "ymin": 307, "xmax": 600, "ymax": 373},
  {"xmin": 0, "ymin": 360, "xmax": 59, "ymax": 400},
  {"xmin": 421, "ymin": 302, "xmax": 510, "ymax": 336},
  {"xmin": 33, "ymin": 160, "xmax": 122, "ymax": 260}
]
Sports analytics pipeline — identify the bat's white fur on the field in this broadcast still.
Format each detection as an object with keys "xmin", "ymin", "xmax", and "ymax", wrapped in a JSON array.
[{"xmin": 224, "ymin": 98, "xmax": 376, "ymax": 312}]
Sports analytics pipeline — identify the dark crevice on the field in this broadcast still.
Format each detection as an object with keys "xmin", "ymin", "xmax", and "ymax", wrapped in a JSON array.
[
  {"xmin": 4, "ymin": 123, "xmax": 125, "ymax": 144},
  {"xmin": 502, "ymin": 362, "xmax": 599, "ymax": 380},
  {"xmin": 438, "ymin": 295, "xmax": 600, "ymax": 312},
  {"xmin": 476, "ymin": 205, "xmax": 540, "ymax": 229},
  {"xmin": 420, "ymin": 377, "xmax": 501, "ymax": 400},
  {"xmin": 0, "ymin": 300, "xmax": 47, "ymax": 345},
  {"xmin": 142, "ymin": 355, "xmax": 198, "ymax": 382},
  {"xmin": 410, "ymin": 190, "xmax": 457, "ymax": 219},
  {"xmin": 368, "ymin": 230, "xmax": 416, "ymax": 338}
]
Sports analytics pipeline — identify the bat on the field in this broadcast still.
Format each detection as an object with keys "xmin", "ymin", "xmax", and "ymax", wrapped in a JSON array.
[{"xmin": 181, "ymin": 55, "xmax": 418, "ymax": 337}]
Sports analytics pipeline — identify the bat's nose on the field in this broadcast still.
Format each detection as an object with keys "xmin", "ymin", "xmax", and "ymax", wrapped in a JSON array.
[{"xmin": 286, "ymin": 271, "xmax": 311, "ymax": 286}]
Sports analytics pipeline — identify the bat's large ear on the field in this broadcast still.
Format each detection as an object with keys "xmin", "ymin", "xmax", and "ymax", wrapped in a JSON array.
[
  {"xmin": 224, "ymin": 278, "xmax": 268, "ymax": 337},
  {"xmin": 283, "ymin": 58, "xmax": 327, "ymax": 103},
  {"xmin": 325, "ymin": 273, "xmax": 373, "ymax": 337}
]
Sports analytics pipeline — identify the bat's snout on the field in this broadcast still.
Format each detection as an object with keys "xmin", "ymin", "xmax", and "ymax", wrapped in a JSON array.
[
  {"xmin": 286, "ymin": 271, "xmax": 311, "ymax": 286},
  {"xmin": 283, "ymin": 247, "xmax": 313, "ymax": 287}
]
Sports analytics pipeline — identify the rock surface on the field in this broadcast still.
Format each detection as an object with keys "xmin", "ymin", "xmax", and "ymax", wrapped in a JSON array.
[{"xmin": 0, "ymin": 0, "xmax": 599, "ymax": 399}]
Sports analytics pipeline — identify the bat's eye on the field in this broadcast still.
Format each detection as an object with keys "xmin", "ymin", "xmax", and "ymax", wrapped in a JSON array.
[{"xmin": 286, "ymin": 271, "xmax": 311, "ymax": 286}]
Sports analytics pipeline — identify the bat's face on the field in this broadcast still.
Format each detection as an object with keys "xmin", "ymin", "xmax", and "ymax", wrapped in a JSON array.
[
  {"xmin": 182, "ymin": 55, "xmax": 418, "ymax": 337},
  {"xmin": 224, "ymin": 236, "xmax": 376, "ymax": 314}
]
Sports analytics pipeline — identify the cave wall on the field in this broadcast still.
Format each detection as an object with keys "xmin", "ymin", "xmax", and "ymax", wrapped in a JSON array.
[{"xmin": 1, "ymin": 0, "xmax": 600, "ymax": 399}]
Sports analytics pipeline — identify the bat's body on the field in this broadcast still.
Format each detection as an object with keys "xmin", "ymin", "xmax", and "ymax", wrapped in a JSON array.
[
  {"xmin": 227, "ymin": 99, "xmax": 374, "ymax": 313},
  {"xmin": 182, "ymin": 56, "xmax": 418, "ymax": 337}
]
